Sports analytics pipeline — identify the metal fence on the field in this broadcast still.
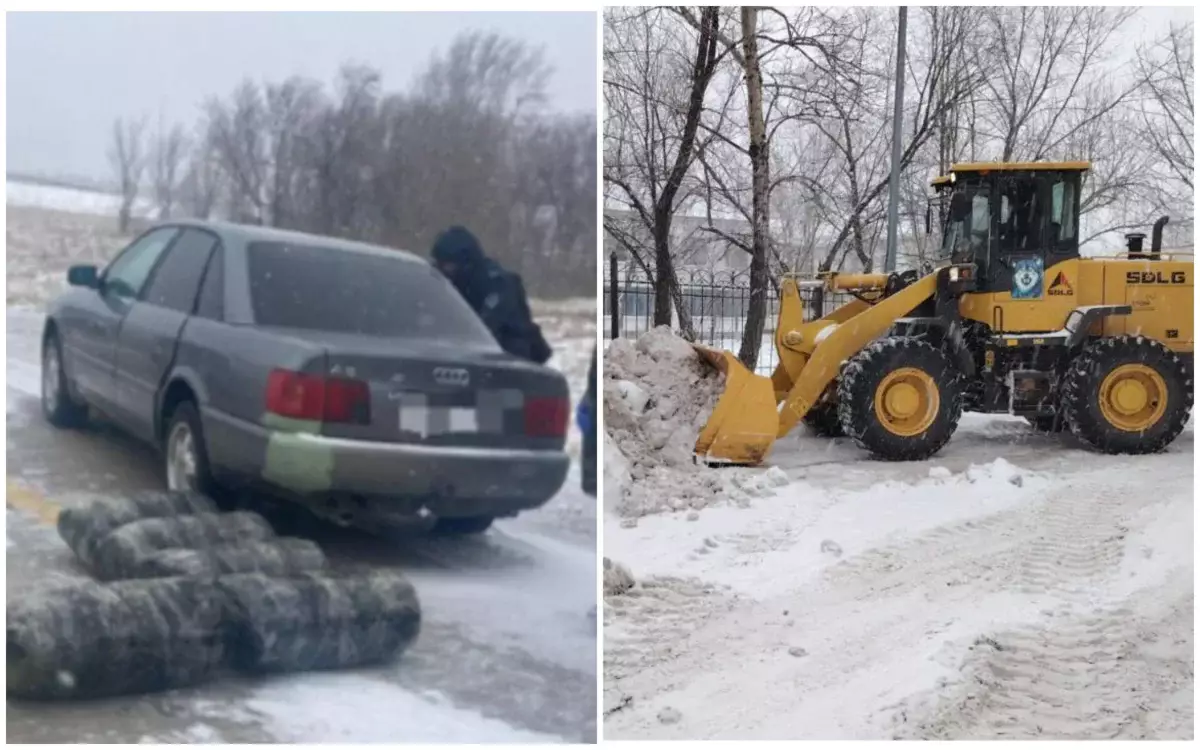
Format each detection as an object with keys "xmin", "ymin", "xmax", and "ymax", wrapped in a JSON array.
[{"xmin": 603, "ymin": 254, "xmax": 849, "ymax": 376}]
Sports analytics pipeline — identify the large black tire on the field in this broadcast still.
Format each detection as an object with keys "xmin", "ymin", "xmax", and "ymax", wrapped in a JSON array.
[
  {"xmin": 136, "ymin": 538, "xmax": 327, "ymax": 579},
  {"xmin": 163, "ymin": 401, "xmax": 219, "ymax": 498},
  {"xmin": 91, "ymin": 511, "xmax": 276, "ymax": 581},
  {"xmin": 432, "ymin": 516, "xmax": 495, "ymax": 535},
  {"xmin": 217, "ymin": 571, "xmax": 421, "ymax": 673},
  {"xmin": 7, "ymin": 577, "xmax": 225, "ymax": 700},
  {"xmin": 56, "ymin": 490, "xmax": 217, "ymax": 570},
  {"xmin": 41, "ymin": 331, "xmax": 88, "ymax": 428},
  {"xmin": 837, "ymin": 337, "xmax": 963, "ymax": 461},
  {"xmin": 802, "ymin": 399, "xmax": 845, "ymax": 437},
  {"xmin": 1060, "ymin": 336, "xmax": 1192, "ymax": 454}
]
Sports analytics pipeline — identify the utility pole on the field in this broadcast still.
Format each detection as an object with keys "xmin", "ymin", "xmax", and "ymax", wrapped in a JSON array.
[{"xmin": 884, "ymin": 6, "xmax": 908, "ymax": 273}]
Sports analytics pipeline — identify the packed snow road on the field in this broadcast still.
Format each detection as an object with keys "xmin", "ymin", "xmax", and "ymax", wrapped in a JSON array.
[
  {"xmin": 604, "ymin": 346, "xmax": 1193, "ymax": 740},
  {"xmin": 5, "ymin": 306, "xmax": 598, "ymax": 744}
]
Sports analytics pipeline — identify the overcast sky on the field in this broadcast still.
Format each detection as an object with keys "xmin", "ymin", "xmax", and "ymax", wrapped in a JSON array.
[{"xmin": 6, "ymin": 11, "xmax": 597, "ymax": 181}]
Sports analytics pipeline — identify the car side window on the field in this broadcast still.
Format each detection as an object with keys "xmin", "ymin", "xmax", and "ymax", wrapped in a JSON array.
[
  {"xmin": 103, "ymin": 227, "xmax": 179, "ymax": 300},
  {"xmin": 142, "ymin": 228, "xmax": 218, "ymax": 313},
  {"xmin": 195, "ymin": 245, "xmax": 225, "ymax": 321}
]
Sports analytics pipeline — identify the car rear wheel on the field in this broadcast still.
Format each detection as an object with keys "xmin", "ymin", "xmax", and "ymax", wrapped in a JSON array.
[
  {"xmin": 164, "ymin": 402, "xmax": 217, "ymax": 496},
  {"xmin": 432, "ymin": 516, "xmax": 495, "ymax": 535},
  {"xmin": 42, "ymin": 332, "xmax": 88, "ymax": 428}
]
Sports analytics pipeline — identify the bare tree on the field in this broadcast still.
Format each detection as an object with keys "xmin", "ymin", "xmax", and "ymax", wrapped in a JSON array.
[
  {"xmin": 819, "ymin": 8, "xmax": 984, "ymax": 273},
  {"xmin": 108, "ymin": 29, "xmax": 594, "ymax": 299},
  {"xmin": 151, "ymin": 121, "xmax": 188, "ymax": 219},
  {"xmin": 604, "ymin": 6, "xmax": 723, "ymax": 333},
  {"xmin": 178, "ymin": 127, "xmax": 225, "ymax": 221},
  {"xmin": 1137, "ymin": 22, "xmax": 1193, "ymax": 218},
  {"xmin": 205, "ymin": 81, "xmax": 268, "ymax": 223},
  {"xmin": 108, "ymin": 116, "xmax": 147, "ymax": 233}
]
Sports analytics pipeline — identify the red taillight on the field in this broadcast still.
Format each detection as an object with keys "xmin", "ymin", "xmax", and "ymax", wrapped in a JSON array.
[
  {"xmin": 524, "ymin": 396, "xmax": 569, "ymax": 437},
  {"xmin": 266, "ymin": 369, "xmax": 370, "ymax": 424}
]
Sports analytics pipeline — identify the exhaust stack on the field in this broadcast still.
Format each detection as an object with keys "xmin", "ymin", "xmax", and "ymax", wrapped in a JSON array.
[{"xmin": 1151, "ymin": 215, "xmax": 1169, "ymax": 255}]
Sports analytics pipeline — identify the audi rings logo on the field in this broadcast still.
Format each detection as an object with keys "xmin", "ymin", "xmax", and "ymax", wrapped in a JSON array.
[{"xmin": 433, "ymin": 367, "xmax": 470, "ymax": 387}]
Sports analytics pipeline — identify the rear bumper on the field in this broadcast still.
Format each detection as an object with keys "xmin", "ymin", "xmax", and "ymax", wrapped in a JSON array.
[{"xmin": 205, "ymin": 410, "xmax": 569, "ymax": 517}]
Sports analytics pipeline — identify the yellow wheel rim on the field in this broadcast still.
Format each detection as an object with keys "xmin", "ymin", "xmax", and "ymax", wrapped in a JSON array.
[
  {"xmin": 1098, "ymin": 364, "xmax": 1167, "ymax": 432},
  {"xmin": 874, "ymin": 367, "xmax": 940, "ymax": 437}
]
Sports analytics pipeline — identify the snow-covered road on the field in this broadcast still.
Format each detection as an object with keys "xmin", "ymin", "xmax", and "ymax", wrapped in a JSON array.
[
  {"xmin": 5, "ymin": 301, "xmax": 598, "ymax": 743},
  {"xmin": 604, "ymin": 353, "xmax": 1193, "ymax": 740}
]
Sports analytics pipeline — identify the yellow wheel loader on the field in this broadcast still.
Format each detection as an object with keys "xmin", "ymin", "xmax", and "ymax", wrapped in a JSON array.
[{"xmin": 695, "ymin": 161, "xmax": 1194, "ymax": 465}]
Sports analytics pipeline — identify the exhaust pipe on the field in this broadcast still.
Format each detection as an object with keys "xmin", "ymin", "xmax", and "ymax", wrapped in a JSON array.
[{"xmin": 1151, "ymin": 215, "xmax": 1169, "ymax": 255}]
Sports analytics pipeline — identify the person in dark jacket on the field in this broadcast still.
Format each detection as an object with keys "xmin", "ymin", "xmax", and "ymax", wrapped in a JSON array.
[
  {"xmin": 431, "ymin": 226, "xmax": 552, "ymax": 364},
  {"xmin": 577, "ymin": 349, "xmax": 597, "ymax": 496}
]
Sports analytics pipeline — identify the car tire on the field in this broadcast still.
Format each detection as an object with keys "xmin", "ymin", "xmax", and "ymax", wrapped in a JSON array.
[
  {"xmin": 163, "ymin": 401, "xmax": 218, "ymax": 497},
  {"xmin": 431, "ymin": 516, "xmax": 495, "ymax": 535},
  {"xmin": 42, "ymin": 331, "xmax": 89, "ymax": 428}
]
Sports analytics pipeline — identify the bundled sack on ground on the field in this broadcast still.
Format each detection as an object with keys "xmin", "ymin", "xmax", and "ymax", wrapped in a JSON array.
[
  {"xmin": 218, "ymin": 570, "xmax": 422, "ymax": 673},
  {"xmin": 6, "ymin": 577, "xmax": 225, "ymax": 700},
  {"xmin": 90, "ymin": 511, "xmax": 277, "ymax": 581},
  {"xmin": 57, "ymin": 490, "xmax": 217, "ymax": 571},
  {"xmin": 137, "ymin": 538, "xmax": 328, "ymax": 578}
]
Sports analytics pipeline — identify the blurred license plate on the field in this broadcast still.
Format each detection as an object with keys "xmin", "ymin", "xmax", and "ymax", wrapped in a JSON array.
[{"xmin": 399, "ymin": 403, "xmax": 478, "ymax": 437}]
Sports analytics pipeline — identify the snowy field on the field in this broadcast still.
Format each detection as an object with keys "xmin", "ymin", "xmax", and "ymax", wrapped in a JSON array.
[
  {"xmin": 5, "ymin": 192, "xmax": 598, "ymax": 743},
  {"xmin": 603, "ymin": 328, "xmax": 1193, "ymax": 740},
  {"xmin": 6, "ymin": 179, "xmax": 155, "ymax": 222}
]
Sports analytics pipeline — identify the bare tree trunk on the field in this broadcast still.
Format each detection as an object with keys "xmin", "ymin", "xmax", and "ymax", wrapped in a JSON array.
[
  {"xmin": 108, "ymin": 117, "xmax": 147, "ymax": 234},
  {"xmin": 648, "ymin": 7, "xmax": 720, "ymax": 327},
  {"xmin": 652, "ymin": 220, "xmax": 673, "ymax": 325},
  {"xmin": 739, "ymin": 6, "xmax": 771, "ymax": 370}
]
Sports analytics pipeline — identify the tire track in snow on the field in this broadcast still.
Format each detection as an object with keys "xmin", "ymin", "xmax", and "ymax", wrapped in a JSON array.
[
  {"xmin": 896, "ymin": 593, "xmax": 1192, "ymax": 740},
  {"xmin": 890, "ymin": 467, "xmax": 1193, "ymax": 740},
  {"xmin": 1010, "ymin": 481, "xmax": 1130, "ymax": 600},
  {"xmin": 604, "ymin": 576, "xmax": 734, "ymax": 684}
]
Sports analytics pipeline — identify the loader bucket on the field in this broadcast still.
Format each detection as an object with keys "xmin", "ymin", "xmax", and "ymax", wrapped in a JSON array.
[{"xmin": 692, "ymin": 345, "xmax": 779, "ymax": 466}]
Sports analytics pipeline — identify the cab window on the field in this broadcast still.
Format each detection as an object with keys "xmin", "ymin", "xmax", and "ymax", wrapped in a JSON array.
[{"xmin": 1051, "ymin": 180, "xmax": 1076, "ymax": 241}]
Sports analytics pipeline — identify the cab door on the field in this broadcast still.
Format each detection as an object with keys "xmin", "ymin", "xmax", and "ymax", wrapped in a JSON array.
[{"xmin": 968, "ymin": 173, "xmax": 1083, "ymax": 334}]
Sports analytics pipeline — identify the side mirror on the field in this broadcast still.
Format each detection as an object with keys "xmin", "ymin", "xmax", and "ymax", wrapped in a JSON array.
[
  {"xmin": 67, "ymin": 264, "xmax": 99, "ymax": 289},
  {"xmin": 925, "ymin": 205, "xmax": 932, "ymax": 234}
]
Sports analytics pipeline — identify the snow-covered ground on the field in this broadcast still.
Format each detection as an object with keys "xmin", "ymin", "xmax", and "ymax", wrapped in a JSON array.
[
  {"xmin": 5, "ymin": 197, "xmax": 599, "ymax": 743},
  {"xmin": 603, "ymin": 331, "xmax": 1194, "ymax": 740},
  {"xmin": 6, "ymin": 179, "xmax": 155, "ymax": 222}
]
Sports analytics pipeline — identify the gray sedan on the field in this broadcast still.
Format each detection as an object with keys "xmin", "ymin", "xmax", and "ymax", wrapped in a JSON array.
[{"xmin": 41, "ymin": 220, "xmax": 571, "ymax": 533}]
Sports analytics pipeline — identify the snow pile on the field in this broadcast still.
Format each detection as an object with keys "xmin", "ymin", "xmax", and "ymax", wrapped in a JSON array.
[
  {"xmin": 603, "ymin": 557, "xmax": 636, "ymax": 595},
  {"xmin": 604, "ymin": 327, "xmax": 787, "ymax": 517},
  {"xmin": 604, "ymin": 328, "xmax": 724, "ymax": 470}
]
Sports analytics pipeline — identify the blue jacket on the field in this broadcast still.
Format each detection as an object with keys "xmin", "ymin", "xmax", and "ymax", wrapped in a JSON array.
[{"xmin": 431, "ymin": 226, "xmax": 552, "ymax": 364}]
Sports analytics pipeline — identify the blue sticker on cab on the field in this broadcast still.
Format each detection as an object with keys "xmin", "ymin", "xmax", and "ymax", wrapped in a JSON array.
[{"xmin": 1012, "ymin": 257, "xmax": 1043, "ymax": 299}]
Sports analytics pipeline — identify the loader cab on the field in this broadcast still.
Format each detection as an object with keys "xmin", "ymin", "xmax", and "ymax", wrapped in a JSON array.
[{"xmin": 931, "ymin": 162, "xmax": 1088, "ymax": 298}]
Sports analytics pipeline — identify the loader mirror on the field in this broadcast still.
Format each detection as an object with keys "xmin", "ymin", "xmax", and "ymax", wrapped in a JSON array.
[{"xmin": 925, "ymin": 205, "xmax": 931, "ymax": 234}]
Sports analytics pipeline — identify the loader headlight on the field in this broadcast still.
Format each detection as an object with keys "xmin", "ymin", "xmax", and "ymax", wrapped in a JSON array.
[{"xmin": 948, "ymin": 265, "xmax": 974, "ymax": 282}]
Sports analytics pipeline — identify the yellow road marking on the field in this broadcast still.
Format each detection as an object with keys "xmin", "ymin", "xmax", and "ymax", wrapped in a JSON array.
[{"xmin": 5, "ymin": 479, "xmax": 61, "ymax": 525}]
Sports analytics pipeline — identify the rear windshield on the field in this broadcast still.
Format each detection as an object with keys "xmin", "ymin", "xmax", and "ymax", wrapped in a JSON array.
[{"xmin": 246, "ymin": 241, "xmax": 496, "ymax": 344}]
